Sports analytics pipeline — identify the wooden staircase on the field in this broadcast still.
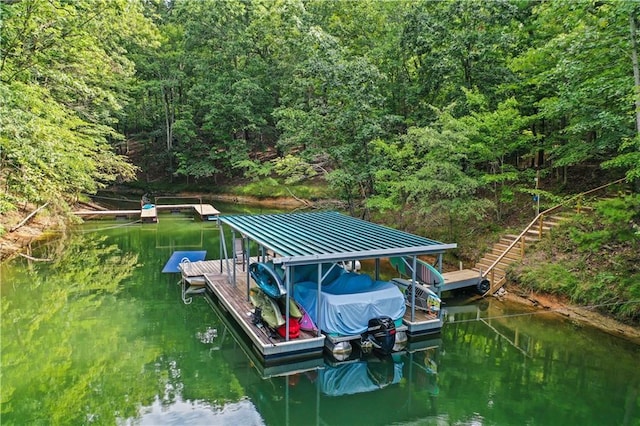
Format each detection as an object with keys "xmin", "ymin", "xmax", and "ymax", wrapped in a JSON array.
[
  {"xmin": 478, "ymin": 178, "xmax": 628, "ymax": 297},
  {"xmin": 472, "ymin": 214, "xmax": 567, "ymax": 292}
]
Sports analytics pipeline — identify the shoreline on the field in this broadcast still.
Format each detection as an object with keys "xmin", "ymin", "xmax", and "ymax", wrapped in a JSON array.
[
  {"xmin": 500, "ymin": 287, "xmax": 640, "ymax": 345},
  {"xmin": 1, "ymin": 202, "xmax": 638, "ymax": 345}
]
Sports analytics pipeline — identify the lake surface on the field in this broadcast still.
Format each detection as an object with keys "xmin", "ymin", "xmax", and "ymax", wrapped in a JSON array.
[{"xmin": 1, "ymin": 206, "xmax": 639, "ymax": 425}]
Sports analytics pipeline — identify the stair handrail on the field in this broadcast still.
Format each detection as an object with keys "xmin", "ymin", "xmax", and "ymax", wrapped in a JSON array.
[
  {"xmin": 480, "ymin": 177, "xmax": 627, "ymax": 295},
  {"xmin": 540, "ymin": 177, "xmax": 627, "ymax": 217}
]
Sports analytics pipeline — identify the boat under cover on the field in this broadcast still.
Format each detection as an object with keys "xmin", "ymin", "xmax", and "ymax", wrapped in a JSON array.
[{"xmin": 294, "ymin": 271, "xmax": 406, "ymax": 336}]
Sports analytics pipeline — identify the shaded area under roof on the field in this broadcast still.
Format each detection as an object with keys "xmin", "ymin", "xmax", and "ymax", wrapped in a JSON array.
[{"xmin": 218, "ymin": 211, "xmax": 457, "ymax": 266}]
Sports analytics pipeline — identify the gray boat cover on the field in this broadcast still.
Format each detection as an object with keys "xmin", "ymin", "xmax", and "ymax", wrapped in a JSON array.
[{"xmin": 293, "ymin": 272, "xmax": 406, "ymax": 336}]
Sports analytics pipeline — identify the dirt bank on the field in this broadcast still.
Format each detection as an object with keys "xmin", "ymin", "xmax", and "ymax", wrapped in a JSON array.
[
  {"xmin": 501, "ymin": 286, "xmax": 640, "ymax": 345},
  {"xmin": 0, "ymin": 208, "xmax": 64, "ymax": 261}
]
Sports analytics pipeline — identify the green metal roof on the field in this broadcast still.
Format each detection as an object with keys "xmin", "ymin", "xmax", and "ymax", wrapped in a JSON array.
[{"xmin": 219, "ymin": 211, "xmax": 456, "ymax": 266}]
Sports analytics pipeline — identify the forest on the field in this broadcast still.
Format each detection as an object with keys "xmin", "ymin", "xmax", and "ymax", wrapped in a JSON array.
[{"xmin": 1, "ymin": 1, "xmax": 639, "ymax": 321}]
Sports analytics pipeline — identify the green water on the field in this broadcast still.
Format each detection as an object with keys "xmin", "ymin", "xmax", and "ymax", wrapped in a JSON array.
[{"xmin": 1, "ymin": 209, "xmax": 639, "ymax": 425}]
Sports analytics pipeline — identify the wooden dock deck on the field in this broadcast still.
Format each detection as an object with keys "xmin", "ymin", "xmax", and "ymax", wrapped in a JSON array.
[
  {"xmin": 441, "ymin": 268, "xmax": 483, "ymax": 292},
  {"xmin": 75, "ymin": 203, "xmax": 220, "ymax": 223},
  {"xmin": 179, "ymin": 257, "xmax": 325, "ymax": 363},
  {"xmin": 403, "ymin": 308, "xmax": 441, "ymax": 336}
]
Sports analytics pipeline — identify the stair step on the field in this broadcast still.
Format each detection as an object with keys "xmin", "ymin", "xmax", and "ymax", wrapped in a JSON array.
[
  {"xmin": 480, "ymin": 262, "xmax": 516, "ymax": 272},
  {"xmin": 545, "ymin": 215, "xmax": 566, "ymax": 224},
  {"xmin": 494, "ymin": 240, "xmax": 522, "ymax": 249},
  {"xmin": 479, "ymin": 254, "xmax": 519, "ymax": 264},
  {"xmin": 475, "ymin": 261, "xmax": 510, "ymax": 272},
  {"xmin": 498, "ymin": 237, "xmax": 518, "ymax": 245},
  {"xmin": 487, "ymin": 250, "xmax": 521, "ymax": 261},
  {"xmin": 474, "ymin": 267, "xmax": 508, "ymax": 277},
  {"xmin": 471, "ymin": 267, "xmax": 506, "ymax": 278},
  {"xmin": 542, "ymin": 222, "xmax": 561, "ymax": 229},
  {"xmin": 493, "ymin": 243, "xmax": 514, "ymax": 251}
]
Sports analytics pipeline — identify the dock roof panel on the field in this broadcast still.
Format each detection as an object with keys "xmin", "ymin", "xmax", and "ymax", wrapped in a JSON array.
[{"xmin": 218, "ymin": 211, "xmax": 456, "ymax": 266}]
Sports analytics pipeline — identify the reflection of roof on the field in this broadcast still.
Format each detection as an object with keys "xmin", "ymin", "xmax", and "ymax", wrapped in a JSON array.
[{"xmin": 218, "ymin": 211, "xmax": 456, "ymax": 266}]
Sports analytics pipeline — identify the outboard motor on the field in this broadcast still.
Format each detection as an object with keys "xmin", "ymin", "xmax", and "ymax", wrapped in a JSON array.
[{"xmin": 362, "ymin": 316, "xmax": 396, "ymax": 355}]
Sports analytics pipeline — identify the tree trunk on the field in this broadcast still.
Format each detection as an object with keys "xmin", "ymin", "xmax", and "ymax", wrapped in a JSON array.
[
  {"xmin": 163, "ymin": 86, "xmax": 174, "ymax": 152},
  {"xmin": 630, "ymin": 14, "xmax": 640, "ymax": 134}
]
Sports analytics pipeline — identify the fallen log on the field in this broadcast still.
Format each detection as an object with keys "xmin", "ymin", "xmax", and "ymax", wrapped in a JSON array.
[
  {"xmin": 10, "ymin": 203, "xmax": 49, "ymax": 233},
  {"xmin": 18, "ymin": 252, "xmax": 53, "ymax": 262}
]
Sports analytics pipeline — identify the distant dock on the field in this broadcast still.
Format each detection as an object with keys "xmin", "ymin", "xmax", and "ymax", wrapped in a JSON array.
[{"xmin": 75, "ymin": 196, "xmax": 220, "ymax": 223}]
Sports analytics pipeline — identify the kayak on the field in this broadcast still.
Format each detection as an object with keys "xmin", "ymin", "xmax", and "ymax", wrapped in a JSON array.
[
  {"xmin": 249, "ymin": 262, "xmax": 287, "ymax": 299},
  {"xmin": 278, "ymin": 297, "xmax": 303, "ymax": 319},
  {"xmin": 249, "ymin": 287, "xmax": 285, "ymax": 329}
]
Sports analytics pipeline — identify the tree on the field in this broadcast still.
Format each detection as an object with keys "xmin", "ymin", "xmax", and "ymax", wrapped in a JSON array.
[
  {"xmin": 397, "ymin": 0, "xmax": 524, "ymax": 124},
  {"xmin": 511, "ymin": 1, "xmax": 640, "ymax": 182},
  {"xmin": 368, "ymin": 107, "xmax": 493, "ymax": 240},
  {"xmin": 461, "ymin": 91, "xmax": 535, "ymax": 220},
  {"xmin": 0, "ymin": 0, "xmax": 157, "ymax": 212},
  {"xmin": 274, "ymin": 22, "xmax": 394, "ymax": 215}
]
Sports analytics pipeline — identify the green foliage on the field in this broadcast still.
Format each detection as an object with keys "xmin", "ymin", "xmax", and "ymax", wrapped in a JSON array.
[
  {"xmin": 570, "ymin": 195, "xmax": 640, "ymax": 249},
  {"xmin": 516, "ymin": 194, "xmax": 640, "ymax": 323},
  {"xmin": 0, "ymin": 0, "xmax": 157, "ymax": 211},
  {"xmin": 272, "ymin": 155, "xmax": 318, "ymax": 185},
  {"xmin": 3, "ymin": 0, "xmax": 640, "ymax": 265},
  {"xmin": 602, "ymin": 135, "xmax": 640, "ymax": 182},
  {"xmin": 233, "ymin": 160, "xmax": 273, "ymax": 181},
  {"xmin": 511, "ymin": 1, "xmax": 640, "ymax": 169},
  {"xmin": 0, "ymin": 82, "xmax": 138, "ymax": 206},
  {"xmin": 518, "ymin": 263, "xmax": 580, "ymax": 295},
  {"xmin": 237, "ymin": 178, "xmax": 327, "ymax": 200}
]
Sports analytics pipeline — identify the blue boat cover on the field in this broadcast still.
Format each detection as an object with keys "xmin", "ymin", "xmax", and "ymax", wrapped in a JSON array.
[
  {"xmin": 319, "ymin": 361, "xmax": 403, "ymax": 396},
  {"xmin": 162, "ymin": 251, "xmax": 207, "ymax": 273},
  {"xmin": 293, "ymin": 272, "xmax": 406, "ymax": 336}
]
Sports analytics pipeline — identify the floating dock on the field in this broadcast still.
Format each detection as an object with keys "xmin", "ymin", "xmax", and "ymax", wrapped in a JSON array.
[
  {"xmin": 75, "ymin": 202, "xmax": 220, "ymax": 222},
  {"xmin": 180, "ymin": 257, "xmax": 441, "ymax": 363},
  {"xmin": 181, "ymin": 211, "xmax": 457, "ymax": 364},
  {"xmin": 441, "ymin": 268, "xmax": 485, "ymax": 292}
]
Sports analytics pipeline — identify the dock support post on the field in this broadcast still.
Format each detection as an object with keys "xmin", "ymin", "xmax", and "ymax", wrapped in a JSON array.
[
  {"xmin": 231, "ymin": 231, "xmax": 238, "ymax": 286},
  {"xmin": 410, "ymin": 256, "xmax": 417, "ymax": 322},
  {"xmin": 245, "ymin": 238, "xmax": 250, "ymax": 301},
  {"xmin": 285, "ymin": 270, "xmax": 291, "ymax": 342},
  {"xmin": 316, "ymin": 265, "xmax": 322, "ymax": 337},
  {"xmin": 538, "ymin": 214, "xmax": 544, "ymax": 238}
]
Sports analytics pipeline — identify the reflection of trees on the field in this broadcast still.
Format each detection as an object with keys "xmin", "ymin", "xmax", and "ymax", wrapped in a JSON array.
[
  {"xmin": 1, "ymin": 234, "xmax": 162, "ymax": 424},
  {"xmin": 438, "ymin": 306, "xmax": 640, "ymax": 425}
]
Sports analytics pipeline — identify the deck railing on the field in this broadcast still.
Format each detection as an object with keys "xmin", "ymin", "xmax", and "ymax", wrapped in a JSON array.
[{"xmin": 481, "ymin": 177, "xmax": 628, "ymax": 296}]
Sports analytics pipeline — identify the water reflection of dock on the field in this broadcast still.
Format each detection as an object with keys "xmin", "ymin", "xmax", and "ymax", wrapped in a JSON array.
[{"xmin": 205, "ymin": 290, "xmax": 441, "ymax": 425}]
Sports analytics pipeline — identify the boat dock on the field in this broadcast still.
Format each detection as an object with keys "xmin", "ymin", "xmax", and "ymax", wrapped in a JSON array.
[
  {"xmin": 441, "ymin": 268, "xmax": 486, "ymax": 292},
  {"xmin": 75, "ymin": 202, "xmax": 220, "ymax": 222},
  {"xmin": 178, "ymin": 211, "xmax": 458, "ymax": 364},
  {"xmin": 180, "ymin": 256, "xmax": 440, "ymax": 363}
]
